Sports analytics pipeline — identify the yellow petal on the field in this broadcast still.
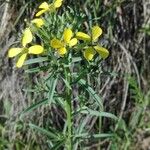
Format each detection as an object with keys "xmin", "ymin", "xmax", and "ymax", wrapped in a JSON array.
[
  {"xmin": 83, "ymin": 47, "xmax": 96, "ymax": 61},
  {"xmin": 39, "ymin": 2, "xmax": 49, "ymax": 9},
  {"xmin": 76, "ymin": 32, "xmax": 91, "ymax": 41},
  {"xmin": 54, "ymin": 0, "xmax": 63, "ymax": 8},
  {"xmin": 94, "ymin": 45, "xmax": 109, "ymax": 59},
  {"xmin": 69, "ymin": 38, "xmax": 77, "ymax": 47},
  {"xmin": 16, "ymin": 53, "xmax": 27, "ymax": 68},
  {"xmin": 22, "ymin": 28, "xmax": 33, "ymax": 47},
  {"xmin": 28, "ymin": 45, "xmax": 44, "ymax": 54},
  {"xmin": 8, "ymin": 48, "xmax": 22, "ymax": 57},
  {"xmin": 58, "ymin": 47, "xmax": 67, "ymax": 55},
  {"xmin": 36, "ymin": 9, "xmax": 48, "ymax": 17},
  {"xmin": 63, "ymin": 28, "xmax": 73, "ymax": 44},
  {"xmin": 92, "ymin": 26, "xmax": 102, "ymax": 42},
  {"xmin": 31, "ymin": 18, "xmax": 44, "ymax": 28},
  {"xmin": 50, "ymin": 38, "xmax": 64, "ymax": 48}
]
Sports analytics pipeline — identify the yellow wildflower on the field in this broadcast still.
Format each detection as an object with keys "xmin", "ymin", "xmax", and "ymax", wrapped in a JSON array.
[
  {"xmin": 36, "ymin": 0, "xmax": 63, "ymax": 17},
  {"xmin": 8, "ymin": 28, "xmax": 44, "ymax": 68},
  {"xmin": 31, "ymin": 18, "xmax": 44, "ymax": 28},
  {"xmin": 50, "ymin": 28, "xmax": 77, "ymax": 55},
  {"xmin": 76, "ymin": 26, "xmax": 102, "ymax": 42},
  {"xmin": 76, "ymin": 26, "xmax": 109, "ymax": 61}
]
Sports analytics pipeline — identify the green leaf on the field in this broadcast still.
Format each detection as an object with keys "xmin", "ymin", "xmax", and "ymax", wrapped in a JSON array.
[
  {"xmin": 47, "ymin": 76, "xmax": 58, "ymax": 103},
  {"xmin": 74, "ymin": 133, "xmax": 114, "ymax": 139},
  {"xmin": 50, "ymin": 140, "xmax": 65, "ymax": 150},
  {"xmin": 62, "ymin": 77, "xmax": 72, "ymax": 90},
  {"xmin": 25, "ymin": 65, "xmax": 50, "ymax": 73},
  {"xmin": 29, "ymin": 123, "xmax": 59, "ymax": 140},
  {"xmin": 25, "ymin": 67, "xmax": 40, "ymax": 73},
  {"xmin": 76, "ymin": 116, "xmax": 90, "ymax": 134},
  {"xmin": 20, "ymin": 98, "xmax": 48, "ymax": 119},
  {"xmin": 80, "ymin": 107, "xmax": 118, "ymax": 120},
  {"xmin": 24, "ymin": 57, "xmax": 48, "ymax": 65},
  {"xmin": 78, "ymin": 79, "xmax": 103, "ymax": 110},
  {"xmin": 72, "ymin": 71, "xmax": 87, "ymax": 85}
]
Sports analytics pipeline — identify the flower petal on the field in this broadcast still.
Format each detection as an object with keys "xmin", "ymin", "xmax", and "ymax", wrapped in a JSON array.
[
  {"xmin": 54, "ymin": 0, "xmax": 63, "ymax": 8},
  {"xmin": 28, "ymin": 45, "xmax": 44, "ymax": 54},
  {"xmin": 35, "ymin": 9, "xmax": 48, "ymax": 17},
  {"xmin": 31, "ymin": 18, "xmax": 44, "ymax": 28},
  {"xmin": 83, "ymin": 47, "xmax": 96, "ymax": 61},
  {"xmin": 8, "ymin": 48, "xmax": 22, "ymax": 57},
  {"xmin": 63, "ymin": 28, "xmax": 73, "ymax": 44},
  {"xmin": 39, "ymin": 2, "xmax": 49, "ymax": 9},
  {"xmin": 22, "ymin": 28, "xmax": 33, "ymax": 47},
  {"xmin": 16, "ymin": 53, "xmax": 27, "ymax": 68},
  {"xmin": 69, "ymin": 38, "xmax": 77, "ymax": 47},
  {"xmin": 76, "ymin": 32, "xmax": 91, "ymax": 41},
  {"xmin": 50, "ymin": 38, "xmax": 64, "ymax": 48},
  {"xmin": 94, "ymin": 45, "xmax": 109, "ymax": 59},
  {"xmin": 58, "ymin": 47, "xmax": 67, "ymax": 55},
  {"xmin": 92, "ymin": 26, "xmax": 102, "ymax": 42}
]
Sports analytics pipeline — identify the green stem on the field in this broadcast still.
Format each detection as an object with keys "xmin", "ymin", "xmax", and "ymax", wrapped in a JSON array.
[
  {"xmin": 98, "ymin": 104, "xmax": 104, "ymax": 150},
  {"xmin": 98, "ymin": 112, "xmax": 102, "ymax": 150},
  {"xmin": 66, "ymin": 97, "xmax": 72, "ymax": 150},
  {"xmin": 65, "ymin": 66, "xmax": 72, "ymax": 150}
]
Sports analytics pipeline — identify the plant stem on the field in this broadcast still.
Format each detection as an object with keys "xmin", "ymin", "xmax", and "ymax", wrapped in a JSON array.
[
  {"xmin": 98, "ymin": 104, "xmax": 104, "ymax": 150},
  {"xmin": 66, "ymin": 97, "xmax": 72, "ymax": 150},
  {"xmin": 98, "ymin": 112, "xmax": 102, "ymax": 150},
  {"xmin": 65, "ymin": 66, "xmax": 72, "ymax": 150}
]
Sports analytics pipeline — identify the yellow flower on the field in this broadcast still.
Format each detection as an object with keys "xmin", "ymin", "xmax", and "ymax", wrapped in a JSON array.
[
  {"xmin": 76, "ymin": 26, "xmax": 109, "ymax": 61},
  {"xmin": 8, "ymin": 28, "xmax": 44, "ymax": 68},
  {"xmin": 36, "ymin": 0, "xmax": 63, "ymax": 17},
  {"xmin": 31, "ymin": 18, "xmax": 44, "ymax": 28},
  {"xmin": 76, "ymin": 26, "xmax": 102, "ymax": 42},
  {"xmin": 83, "ymin": 46, "xmax": 109, "ymax": 61},
  {"xmin": 50, "ymin": 28, "xmax": 77, "ymax": 55}
]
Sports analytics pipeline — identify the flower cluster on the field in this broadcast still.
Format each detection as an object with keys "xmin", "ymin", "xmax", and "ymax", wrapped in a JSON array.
[
  {"xmin": 32, "ymin": 0, "xmax": 63, "ymax": 27},
  {"xmin": 8, "ymin": 0, "xmax": 109, "ymax": 68},
  {"xmin": 50, "ymin": 28, "xmax": 77, "ymax": 55},
  {"xmin": 36, "ymin": 0, "xmax": 63, "ymax": 17},
  {"xmin": 8, "ymin": 0, "xmax": 63, "ymax": 68},
  {"xmin": 76, "ymin": 26, "xmax": 109, "ymax": 61},
  {"xmin": 8, "ymin": 28, "xmax": 43, "ymax": 68}
]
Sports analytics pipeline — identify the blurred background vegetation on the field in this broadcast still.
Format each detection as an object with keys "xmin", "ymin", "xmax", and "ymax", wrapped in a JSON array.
[{"xmin": 0, "ymin": 0, "xmax": 150, "ymax": 149}]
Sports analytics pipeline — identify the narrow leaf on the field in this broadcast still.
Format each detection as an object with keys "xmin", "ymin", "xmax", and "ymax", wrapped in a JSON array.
[
  {"xmin": 78, "ymin": 79, "xmax": 103, "ymax": 109},
  {"xmin": 20, "ymin": 98, "xmax": 48, "ymax": 118},
  {"xmin": 75, "ymin": 133, "xmax": 114, "ymax": 139},
  {"xmin": 24, "ymin": 57, "xmax": 48, "ymax": 65},
  {"xmin": 80, "ymin": 108, "xmax": 118, "ymax": 120},
  {"xmin": 29, "ymin": 123, "xmax": 59, "ymax": 140},
  {"xmin": 47, "ymin": 76, "xmax": 58, "ymax": 103}
]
